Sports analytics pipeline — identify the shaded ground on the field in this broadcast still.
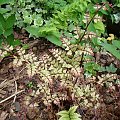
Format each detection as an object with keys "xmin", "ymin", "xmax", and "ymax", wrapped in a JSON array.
[{"xmin": 0, "ymin": 29, "xmax": 120, "ymax": 120}]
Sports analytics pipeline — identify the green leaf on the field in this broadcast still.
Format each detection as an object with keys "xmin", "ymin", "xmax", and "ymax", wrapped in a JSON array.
[
  {"xmin": 68, "ymin": 23, "xmax": 75, "ymax": 32},
  {"xmin": 70, "ymin": 118, "xmax": 81, "ymax": 120},
  {"xmin": 6, "ymin": 34, "xmax": 14, "ymax": 45},
  {"xmin": 0, "ymin": 38, "xmax": 3, "ymax": 46},
  {"xmin": 112, "ymin": 40, "xmax": 120, "ymax": 49},
  {"xmin": 69, "ymin": 106, "xmax": 78, "ymax": 114},
  {"xmin": 24, "ymin": 16, "xmax": 32, "ymax": 24},
  {"xmin": 46, "ymin": 34, "xmax": 62, "ymax": 46},
  {"xmin": 101, "ymin": 42, "xmax": 120, "ymax": 60},
  {"xmin": 99, "ymin": 66, "xmax": 106, "ymax": 72},
  {"xmin": 70, "ymin": 113, "xmax": 81, "ymax": 119},
  {"xmin": 6, "ymin": 14, "xmax": 15, "ymax": 29},
  {"xmin": 4, "ymin": 28, "xmax": 13, "ymax": 37},
  {"xmin": 106, "ymin": 63, "xmax": 117, "ymax": 73},
  {"xmin": 70, "ymin": 39, "xmax": 77, "ymax": 44},
  {"xmin": 0, "ymin": 0, "xmax": 11, "ymax": 5},
  {"xmin": 57, "ymin": 106, "xmax": 81, "ymax": 120},
  {"xmin": 59, "ymin": 117, "xmax": 69, "ymax": 120},
  {"xmin": 22, "ymin": 44, "xmax": 29, "ymax": 49},
  {"xmin": 88, "ymin": 22, "xmax": 96, "ymax": 32},
  {"xmin": 13, "ymin": 39, "xmax": 21, "ymax": 46},
  {"xmin": 0, "ymin": 29, "xmax": 3, "ymax": 35},
  {"xmin": 94, "ymin": 21, "xmax": 105, "ymax": 33},
  {"xmin": 92, "ymin": 37, "xmax": 98, "ymax": 46},
  {"xmin": 0, "ymin": 13, "xmax": 6, "ymax": 29},
  {"xmin": 57, "ymin": 110, "xmax": 69, "ymax": 116},
  {"xmin": 39, "ymin": 26, "xmax": 58, "ymax": 36},
  {"xmin": 0, "ymin": 8, "xmax": 9, "ymax": 14},
  {"xmin": 34, "ymin": 17, "xmax": 43, "ymax": 26},
  {"xmin": 25, "ymin": 26, "xmax": 39, "ymax": 37},
  {"xmin": 99, "ymin": 9, "xmax": 108, "ymax": 15}
]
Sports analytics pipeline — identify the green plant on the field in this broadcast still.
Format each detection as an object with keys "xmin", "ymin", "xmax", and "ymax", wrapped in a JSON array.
[
  {"xmin": 0, "ymin": 1, "xmax": 21, "ymax": 47},
  {"xmin": 1, "ymin": 0, "xmax": 112, "ymax": 47},
  {"xmin": 57, "ymin": 106, "xmax": 81, "ymax": 120},
  {"xmin": 0, "ymin": 13, "xmax": 21, "ymax": 46},
  {"xmin": 100, "ymin": 40, "xmax": 120, "ymax": 60},
  {"xmin": 84, "ymin": 62, "xmax": 100, "ymax": 77},
  {"xmin": 5, "ymin": 0, "xmax": 68, "ymax": 27},
  {"xmin": 27, "ymin": 81, "xmax": 34, "ymax": 88},
  {"xmin": 29, "ymin": 0, "xmax": 112, "ymax": 45},
  {"xmin": 99, "ymin": 63, "xmax": 117, "ymax": 73}
]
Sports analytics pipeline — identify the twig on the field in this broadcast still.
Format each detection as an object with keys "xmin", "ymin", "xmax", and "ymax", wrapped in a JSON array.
[
  {"xmin": 0, "ymin": 89, "xmax": 25, "ymax": 104},
  {"xmin": 0, "ymin": 79, "xmax": 7, "ymax": 91},
  {"xmin": 79, "ymin": 2, "xmax": 106, "ymax": 42},
  {"xmin": 0, "ymin": 76, "xmax": 23, "ymax": 89},
  {"xmin": 13, "ymin": 80, "xmax": 17, "ymax": 103}
]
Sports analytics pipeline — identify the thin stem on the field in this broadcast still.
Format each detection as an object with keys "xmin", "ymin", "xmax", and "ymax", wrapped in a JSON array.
[{"xmin": 79, "ymin": 2, "xmax": 107, "ymax": 43}]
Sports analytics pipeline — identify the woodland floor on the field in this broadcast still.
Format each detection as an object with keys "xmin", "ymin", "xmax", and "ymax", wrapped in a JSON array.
[{"xmin": 0, "ymin": 29, "xmax": 120, "ymax": 120}]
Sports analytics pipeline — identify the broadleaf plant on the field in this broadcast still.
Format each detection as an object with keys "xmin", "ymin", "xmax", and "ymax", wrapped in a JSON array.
[
  {"xmin": 100, "ymin": 40, "xmax": 120, "ymax": 60},
  {"xmin": 0, "ymin": 13, "xmax": 20, "ymax": 46},
  {"xmin": 57, "ymin": 106, "xmax": 81, "ymax": 120}
]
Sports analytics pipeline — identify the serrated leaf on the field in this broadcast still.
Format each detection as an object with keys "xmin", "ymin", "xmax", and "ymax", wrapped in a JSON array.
[
  {"xmin": 34, "ymin": 17, "xmax": 43, "ymax": 26},
  {"xmin": 24, "ymin": 16, "xmax": 32, "ymax": 24},
  {"xmin": 106, "ymin": 63, "xmax": 117, "ymax": 73},
  {"xmin": 99, "ymin": 66, "xmax": 106, "ymax": 72},
  {"xmin": 6, "ymin": 14, "xmax": 15, "ymax": 29}
]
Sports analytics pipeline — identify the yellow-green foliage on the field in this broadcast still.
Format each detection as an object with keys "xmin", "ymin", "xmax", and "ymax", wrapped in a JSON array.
[{"xmin": 57, "ymin": 106, "xmax": 81, "ymax": 120}]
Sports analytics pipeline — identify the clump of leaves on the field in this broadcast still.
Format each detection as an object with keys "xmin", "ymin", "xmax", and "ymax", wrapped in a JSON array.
[
  {"xmin": 57, "ymin": 106, "xmax": 81, "ymax": 120},
  {"xmin": 0, "ymin": 13, "xmax": 20, "ymax": 46},
  {"xmin": 84, "ymin": 62, "xmax": 100, "ymax": 77},
  {"xmin": 4, "ymin": 0, "xmax": 68, "ymax": 28},
  {"xmin": 99, "ymin": 63, "xmax": 117, "ymax": 73}
]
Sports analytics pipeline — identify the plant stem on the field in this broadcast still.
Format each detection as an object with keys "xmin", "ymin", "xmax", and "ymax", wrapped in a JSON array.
[{"xmin": 79, "ymin": 2, "xmax": 106, "ymax": 43}]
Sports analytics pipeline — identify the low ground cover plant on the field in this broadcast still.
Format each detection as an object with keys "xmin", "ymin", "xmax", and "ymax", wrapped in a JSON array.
[{"xmin": 0, "ymin": 0, "xmax": 120, "ymax": 119}]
